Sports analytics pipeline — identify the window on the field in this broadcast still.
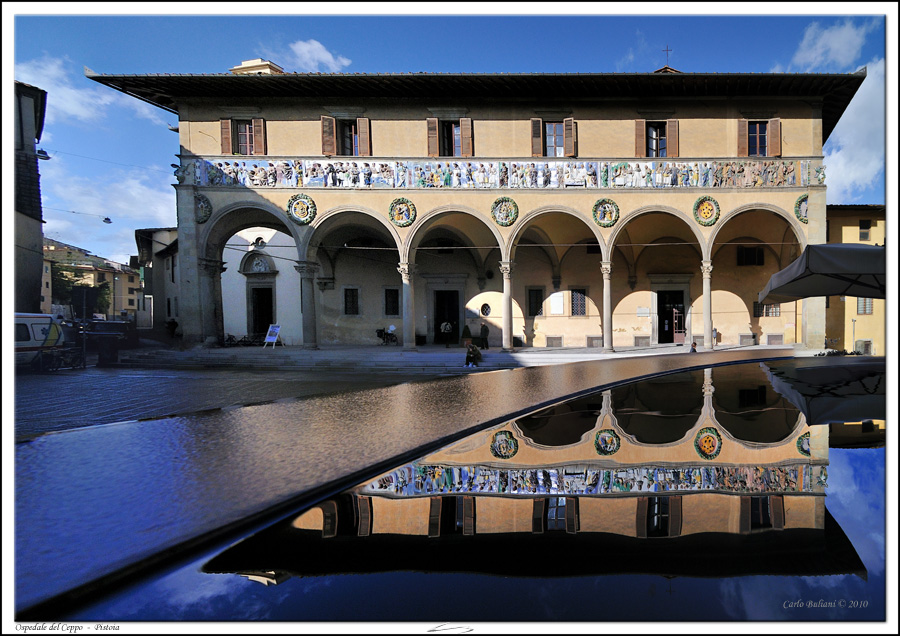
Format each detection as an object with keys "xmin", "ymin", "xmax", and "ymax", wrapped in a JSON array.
[
  {"xmin": 754, "ymin": 302, "xmax": 781, "ymax": 317},
  {"xmin": 527, "ymin": 288, "xmax": 544, "ymax": 317},
  {"xmin": 737, "ymin": 245, "xmax": 765, "ymax": 266},
  {"xmin": 571, "ymin": 288, "xmax": 587, "ymax": 316},
  {"xmin": 547, "ymin": 497, "xmax": 567, "ymax": 531},
  {"xmin": 647, "ymin": 496, "xmax": 670, "ymax": 537},
  {"xmin": 427, "ymin": 118, "xmax": 472, "ymax": 158},
  {"xmin": 384, "ymin": 288, "xmax": 400, "ymax": 317},
  {"xmin": 440, "ymin": 121, "xmax": 462, "ymax": 157},
  {"xmin": 344, "ymin": 288, "xmax": 360, "ymax": 316},
  {"xmin": 748, "ymin": 121, "xmax": 768, "ymax": 156},
  {"xmin": 127, "ymin": 299, "xmax": 135, "ymax": 307},
  {"xmin": 647, "ymin": 122, "xmax": 667, "ymax": 157},
  {"xmin": 128, "ymin": 287, "xmax": 137, "ymax": 295},
  {"xmin": 531, "ymin": 117, "xmax": 575, "ymax": 157},
  {"xmin": 859, "ymin": 220, "xmax": 871, "ymax": 241},
  {"xmin": 98, "ymin": 272, "xmax": 107, "ymax": 282},
  {"xmin": 167, "ymin": 298, "xmax": 171, "ymax": 318},
  {"xmin": 750, "ymin": 497, "xmax": 772, "ymax": 529},
  {"xmin": 320, "ymin": 116, "xmax": 371, "ymax": 157},
  {"xmin": 128, "ymin": 275, "xmax": 135, "ymax": 283},
  {"xmin": 545, "ymin": 121, "xmax": 565, "ymax": 157},
  {"xmin": 221, "ymin": 118, "xmax": 266, "ymax": 155},
  {"xmin": 857, "ymin": 297, "xmax": 873, "ymax": 315}
]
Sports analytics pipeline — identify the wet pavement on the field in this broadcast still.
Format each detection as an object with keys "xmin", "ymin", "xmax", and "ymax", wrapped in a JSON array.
[{"xmin": 14, "ymin": 346, "xmax": 794, "ymax": 614}]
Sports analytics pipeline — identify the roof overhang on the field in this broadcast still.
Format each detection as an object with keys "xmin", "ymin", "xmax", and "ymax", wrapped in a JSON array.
[{"xmin": 86, "ymin": 68, "xmax": 867, "ymax": 143}]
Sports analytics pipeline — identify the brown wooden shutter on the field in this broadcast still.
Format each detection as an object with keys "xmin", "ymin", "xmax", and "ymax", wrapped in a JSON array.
[
  {"xmin": 565, "ymin": 497, "xmax": 579, "ymax": 534},
  {"xmin": 428, "ymin": 496, "xmax": 442, "ymax": 538},
  {"xmin": 771, "ymin": 495, "xmax": 785, "ymax": 530},
  {"xmin": 635, "ymin": 496, "xmax": 649, "ymax": 538},
  {"xmin": 635, "ymin": 119, "xmax": 646, "ymax": 158},
  {"xmin": 531, "ymin": 118, "xmax": 543, "ymax": 157},
  {"xmin": 739, "ymin": 496, "xmax": 751, "ymax": 534},
  {"xmin": 321, "ymin": 116, "xmax": 336, "ymax": 156},
  {"xmin": 737, "ymin": 119, "xmax": 749, "ymax": 157},
  {"xmin": 768, "ymin": 118, "xmax": 782, "ymax": 157},
  {"xmin": 563, "ymin": 117, "xmax": 576, "ymax": 157},
  {"xmin": 462, "ymin": 496, "xmax": 475, "ymax": 535},
  {"xmin": 668, "ymin": 496, "xmax": 683, "ymax": 537},
  {"xmin": 251, "ymin": 118, "xmax": 266, "ymax": 155},
  {"xmin": 667, "ymin": 119, "xmax": 679, "ymax": 157},
  {"xmin": 460, "ymin": 118, "xmax": 473, "ymax": 157},
  {"xmin": 532, "ymin": 498, "xmax": 545, "ymax": 534},
  {"xmin": 426, "ymin": 117, "xmax": 439, "ymax": 157},
  {"xmin": 321, "ymin": 500, "xmax": 338, "ymax": 538},
  {"xmin": 355, "ymin": 495, "xmax": 372, "ymax": 537},
  {"xmin": 220, "ymin": 119, "xmax": 233, "ymax": 154},
  {"xmin": 356, "ymin": 117, "xmax": 371, "ymax": 157}
]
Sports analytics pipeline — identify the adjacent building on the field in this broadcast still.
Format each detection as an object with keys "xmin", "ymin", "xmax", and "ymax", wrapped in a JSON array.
[{"xmin": 90, "ymin": 60, "xmax": 867, "ymax": 350}]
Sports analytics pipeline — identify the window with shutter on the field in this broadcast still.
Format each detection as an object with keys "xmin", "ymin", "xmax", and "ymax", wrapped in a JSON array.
[
  {"xmin": 251, "ymin": 118, "xmax": 266, "ymax": 155},
  {"xmin": 668, "ymin": 496, "xmax": 683, "ymax": 537},
  {"xmin": 220, "ymin": 119, "xmax": 233, "ymax": 154},
  {"xmin": 563, "ymin": 117, "xmax": 576, "ymax": 157},
  {"xmin": 321, "ymin": 116, "xmax": 337, "ymax": 156},
  {"xmin": 771, "ymin": 495, "xmax": 785, "ymax": 530},
  {"xmin": 565, "ymin": 497, "xmax": 579, "ymax": 534},
  {"xmin": 739, "ymin": 496, "xmax": 751, "ymax": 534},
  {"xmin": 531, "ymin": 118, "xmax": 543, "ymax": 157},
  {"xmin": 428, "ymin": 497, "xmax": 442, "ymax": 538},
  {"xmin": 532, "ymin": 498, "xmax": 546, "ymax": 534},
  {"xmin": 737, "ymin": 119, "xmax": 749, "ymax": 157},
  {"xmin": 666, "ymin": 119, "xmax": 679, "ymax": 157},
  {"xmin": 545, "ymin": 121, "xmax": 565, "ymax": 157},
  {"xmin": 646, "ymin": 122, "xmax": 667, "ymax": 157},
  {"xmin": 426, "ymin": 117, "xmax": 439, "ymax": 157},
  {"xmin": 768, "ymin": 118, "xmax": 781, "ymax": 157},
  {"xmin": 635, "ymin": 119, "xmax": 646, "ymax": 158},
  {"xmin": 460, "ymin": 118, "xmax": 473, "ymax": 157},
  {"xmin": 748, "ymin": 121, "xmax": 768, "ymax": 157},
  {"xmin": 635, "ymin": 496, "xmax": 649, "ymax": 538},
  {"xmin": 356, "ymin": 117, "xmax": 371, "ymax": 157}
]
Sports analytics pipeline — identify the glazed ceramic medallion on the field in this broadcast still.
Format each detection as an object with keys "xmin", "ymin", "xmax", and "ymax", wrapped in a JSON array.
[
  {"xmin": 286, "ymin": 193, "xmax": 317, "ymax": 225},
  {"xmin": 694, "ymin": 427, "xmax": 723, "ymax": 460},
  {"xmin": 490, "ymin": 430, "xmax": 519, "ymax": 459}
]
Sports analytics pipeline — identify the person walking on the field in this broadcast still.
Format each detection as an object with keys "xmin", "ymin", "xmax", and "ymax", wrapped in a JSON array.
[
  {"xmin": 441, "ymin": 320, "xmax": 452, "ymax": 348},
  {"xmin": 480, "ymin": 322, "xmax": 490, "ymax": 350}
]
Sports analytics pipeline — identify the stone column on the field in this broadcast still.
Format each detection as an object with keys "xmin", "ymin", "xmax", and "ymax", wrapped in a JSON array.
[
  {"xmin": 701, "ymin": 260, "xmax": 713, "ymax": 350},
  {"xmin": 197, "ymin": 257, "xmax": 226, "ymax": 346},
  {"xmin": 294, "ymin": 262, "xmax": 319, "ymax": 349},
  {"xmin": 601, "ymin": 260, "xmax": 615, "ymax": 352},
  {"xmin": 499, "ymin": 261, "xmax": 515, "ymax": 351},
  {"xmin": 398, "ymin": 262, "xmax": 417, "ymax": 350}
]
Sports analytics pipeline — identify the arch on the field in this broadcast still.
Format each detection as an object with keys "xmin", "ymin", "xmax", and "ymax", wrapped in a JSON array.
[
  {"xmin": 508, "ymin": 204, "xmax": 607, "ymax": 261},
  {"xmin": 710, "ymin": 202, "xmax": 807, "ymax": 251},
  {"xmin": 200, "ymin": 200, "xmax": 300, "ymax": 262},
  {"xmin": 404, "ymin": 204, "xmax": 504, "ymax": 263},
  {"xmin": 303, "ymin": 204, "xmax": 403, "ymax": 260},
  {"xmin": 609, "ymin": 205, "xmax": 709, "ymax": 259}
]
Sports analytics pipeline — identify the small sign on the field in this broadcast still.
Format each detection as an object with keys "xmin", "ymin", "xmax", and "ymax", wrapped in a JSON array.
[
  {"xmin": 263, "ymin": 324, "xmax": 284, "ymax": 348},
  {"xmin": 637, "ymin": 306, "xmax": 650, "ymax": 317}
]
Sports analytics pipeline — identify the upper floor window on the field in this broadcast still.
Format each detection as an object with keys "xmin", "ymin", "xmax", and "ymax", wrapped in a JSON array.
[
  {"xmin": 738, "ymin": 118, "xmax": 780, "ymax": 157},
  {"xmin": 427, "ymin": 118, "xmax": 473, "ymax": 157},
  {"xmin": 321, "ymin": 116, "xmax": 370, "ymax": 157},
  {"xmin": 647, "ymin": 122, "xmax": 667, "ymax": 157},
  {"xmin": 220, "ymin": 118, "xmax": 266, "ymax": 155},
  {"xmin": 859, "ymin": 220, "xmax": 871, "ymax": 241},
  {"xmin": 748, "ymin": 121, "xmax": 767, "ymax": 156},
  {"xmin": 635, "ymin": 118, "xmax": 679, "ymax": 158},
  {"xmin": 857, "ymin": 297, "xmax": 873, "ymax": 315},
  {"xmin": 531, "ymin": 117, "xmax": 575, "ymax": 157}
]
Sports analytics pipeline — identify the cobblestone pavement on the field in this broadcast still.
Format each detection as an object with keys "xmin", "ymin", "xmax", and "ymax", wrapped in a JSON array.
[{"xmin": 13, "ymin": 365, "xmax": 441, "ymax": 441}]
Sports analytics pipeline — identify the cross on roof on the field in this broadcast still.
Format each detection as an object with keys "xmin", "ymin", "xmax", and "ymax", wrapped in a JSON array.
[{"xmin": 662, "ymin": 45, "xmax": 672, "ymax": 66}]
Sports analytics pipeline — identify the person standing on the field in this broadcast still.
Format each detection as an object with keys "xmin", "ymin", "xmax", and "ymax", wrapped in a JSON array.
[
  {"xmin": 441, "ymin": 320, "xmax": 452, "ymax": 348},
  {"xmin": 480, "ymin": 322, "xmax": 490, "ymax": 350}
]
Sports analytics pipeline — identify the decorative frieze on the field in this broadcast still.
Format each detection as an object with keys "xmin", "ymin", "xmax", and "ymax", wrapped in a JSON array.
[
  {"xmin": 360, "ymin": 461, "xmax": 821, "ymax": 498},
  {"xmin": 176, "ymin": 157, "xmax": 812, "ymax": 191}
]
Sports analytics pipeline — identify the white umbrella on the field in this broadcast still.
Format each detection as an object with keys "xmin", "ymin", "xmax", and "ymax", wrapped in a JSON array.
[{"xmin": 758, "ymin": 243, "xmax": 885, "ymax": 305}]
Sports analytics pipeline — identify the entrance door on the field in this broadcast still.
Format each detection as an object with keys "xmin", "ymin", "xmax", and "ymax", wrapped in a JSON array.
[
  {"xmin": 657, "ymin": 290, "xmax": 684, "ymax": 344},
  {"xmin": 434, "ymin": 290, "xmax": 459, "ymax": 345},
  {"xmin": 250, "ymin": 286, "xmax": 274, "ymax": 335}
]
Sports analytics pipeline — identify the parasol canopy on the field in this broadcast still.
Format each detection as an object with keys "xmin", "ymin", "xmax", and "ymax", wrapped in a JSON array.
[{"xmin": 758, "ymin": 243, "xmax": 885, "ymax": 305}]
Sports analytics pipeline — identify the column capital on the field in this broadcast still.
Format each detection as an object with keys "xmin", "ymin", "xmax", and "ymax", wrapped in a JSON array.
[
  {"xmin": 294, "ymin": 261, "xmax": 319, "ymax": 278},
  {"xmin": 601, "ymin": 261, "xmax": 613, "ymax": 277},
  {"xmin": 701, "ymin": 260, "xmax": 714, "ymax": 278},
  {"xmin": 397, "ymin": 262, "xmax": 417, "ymax": 280},
  {"xmin": 498, "ymin": 260, "xmax": 515, "ymax": 277}
]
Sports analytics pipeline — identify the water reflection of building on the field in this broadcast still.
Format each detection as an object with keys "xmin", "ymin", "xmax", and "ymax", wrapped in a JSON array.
[{"xmin": 203, "ymin": 361, "xmax": 877, "ymax": 582}]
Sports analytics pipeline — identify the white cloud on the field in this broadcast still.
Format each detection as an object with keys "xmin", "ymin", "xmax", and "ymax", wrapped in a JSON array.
[
  {"xmin": 824, "ymin": 57, "xmax": 885, "ymax": 204},
  {"xmin": 14, "ymin": 55, "xmax": 167, "ymax": 127},
  {"xmin": 266, "ymin": 39, "xmax": 351, "ymax": 73},
  {"xmin": 790, "ymin": 19, "xmax": 878, "ymax": 73}
]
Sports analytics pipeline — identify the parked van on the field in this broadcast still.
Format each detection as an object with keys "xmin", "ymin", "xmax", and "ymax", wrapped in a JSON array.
[{"xmin": 15, "ymin": 313, "xmax": 65, "ymax": 368}]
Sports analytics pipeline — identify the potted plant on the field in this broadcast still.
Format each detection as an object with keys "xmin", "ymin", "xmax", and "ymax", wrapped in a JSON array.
[{"xmin": 460, "ymin": 324, "xmax": 473, "ymax": 347}]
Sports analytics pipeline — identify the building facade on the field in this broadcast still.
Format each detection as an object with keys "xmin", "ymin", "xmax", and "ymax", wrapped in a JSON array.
[
  {"xmin": 14, "ymin": 81, "xmax": 48, "ymax": 314},
  {"xmin": 824, "ymin": 204, "xmax": 886, "ymax": 354},
  {"xmin": 91, "ymin": 60, "xmax": 865, "ymax": 350}
]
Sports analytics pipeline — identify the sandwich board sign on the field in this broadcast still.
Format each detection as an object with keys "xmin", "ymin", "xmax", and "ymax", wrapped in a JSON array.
[{"xmin": 263, "ymin": 324, "xmax": 284, "ymax": 348}]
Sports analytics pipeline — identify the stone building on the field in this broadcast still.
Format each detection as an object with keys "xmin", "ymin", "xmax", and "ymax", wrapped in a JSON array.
[{"xmin": 90, "ymin": 60, "xmax": 865, "ymax": 350}]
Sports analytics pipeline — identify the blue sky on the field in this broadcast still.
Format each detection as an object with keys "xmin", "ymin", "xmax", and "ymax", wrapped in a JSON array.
[{"xmin": 6, "ymin": 6, "xmax": 895, "ymax": 266}]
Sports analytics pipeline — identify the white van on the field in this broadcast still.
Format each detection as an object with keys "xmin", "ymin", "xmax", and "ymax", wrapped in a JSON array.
[{"xmin": 15, "ymin": 313, "xmax": 65, "ymax": 368}]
